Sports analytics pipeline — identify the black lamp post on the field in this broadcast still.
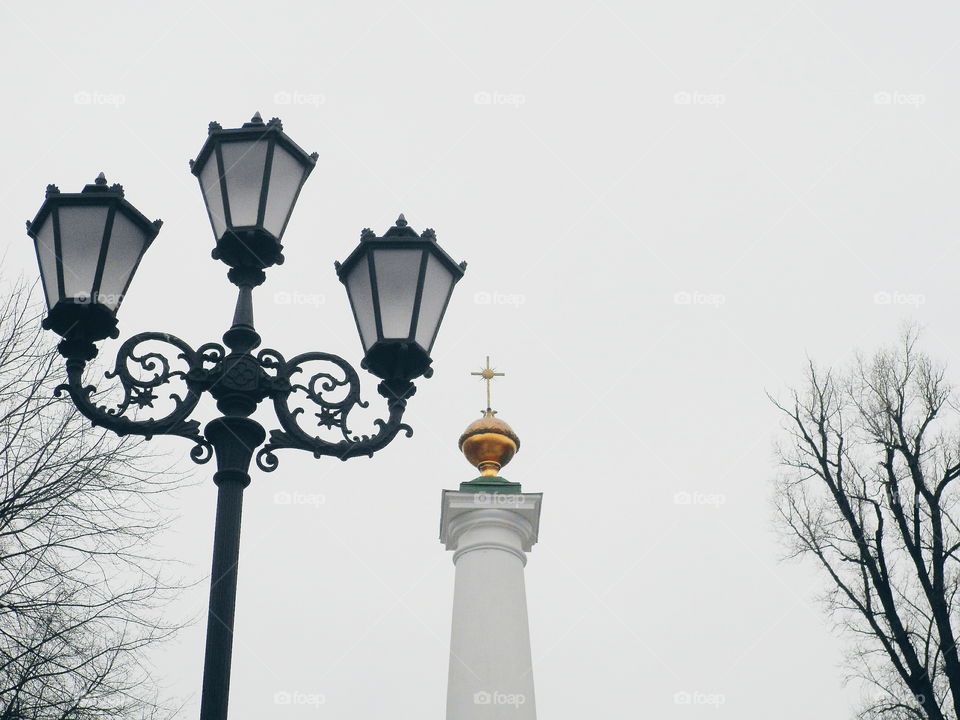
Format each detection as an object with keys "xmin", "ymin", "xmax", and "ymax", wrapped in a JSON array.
[{"xmin": 25, "ymin": 113, "xmax": 466, "ymax": 720}]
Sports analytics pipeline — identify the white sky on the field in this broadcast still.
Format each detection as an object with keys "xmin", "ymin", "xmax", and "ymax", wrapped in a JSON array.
[{"xmin": 3, "ymin": 2, "xmax": 960, "ymax": 718}]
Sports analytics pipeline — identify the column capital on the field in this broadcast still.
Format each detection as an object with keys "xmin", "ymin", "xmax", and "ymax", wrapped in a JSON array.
[{"xmin": 440, "ymin": 490, "xmax": 542, "ymax": 558}]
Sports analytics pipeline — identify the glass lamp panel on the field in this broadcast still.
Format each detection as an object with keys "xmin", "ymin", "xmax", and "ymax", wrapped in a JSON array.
[
  {"xmin": 220, "ymin": 140, "xmax": 268, "ymax": 227},
  {"xmin": 199, "ymin": 153, "xmax": 227, "ymax": 238},
  {"xmin": 415, "ymin": 253, "xmax": 454, "ymax": 351},
  {"xmin": 262, "ymin": 144, "xmax": 307, "ymax": 238},
  {"xmin": 97, "ymin": 212, "xmax": 148, "ymax": 311},
  {"xmin": 373, "ymin": 249, "xmax": 422, "ymax": 339},
  {"xmin": 57, "ymin": 205, "xmax": 108, "ymax": 301},
  {"xmin": 33, "ymin": 217, "xmax": 60, "ymax": 309},
  {"xmin": 345, "ymin": 258, "xmax": 377, "ymax": 351}
]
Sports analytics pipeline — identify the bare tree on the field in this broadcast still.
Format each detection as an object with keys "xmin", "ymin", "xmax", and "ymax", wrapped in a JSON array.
[
  {"xmin": 0, "ymin": 282, "xmax": 184, "ymax": 719},
  {"xmin": 773, "ymin": 327, "xmax": 960, "ymax": 719}
]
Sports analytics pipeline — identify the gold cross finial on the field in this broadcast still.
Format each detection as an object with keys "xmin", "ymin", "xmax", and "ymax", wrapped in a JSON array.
[{"xmin": 471, "ymin": 356, "xmax": 504, "ymax": 415}]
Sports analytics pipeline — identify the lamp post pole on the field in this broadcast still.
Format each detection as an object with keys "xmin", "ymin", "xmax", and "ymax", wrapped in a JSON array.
[
  {"xmin": 24, "ymin": 113, "xmax": 467, "ymax": 720},
  {"xmin": 199, "ymin": 418, "xmax": 265, "ymax": 720},
  {"xmin": 200, "ymin": 447, "xmax": 255, "ymax": 720},
  {"xmin": 197, "ymin": 284, "xmax": 265, "ymax": 720}
]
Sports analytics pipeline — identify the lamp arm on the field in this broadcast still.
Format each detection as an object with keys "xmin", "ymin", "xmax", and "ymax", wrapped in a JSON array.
[
  {"xmin": 55, "ymin": 331, "xmax": 223, "ymax": 463},
  {"xmin": 254, "ymin": 349, "xmax": 415, "ymax": 471}
]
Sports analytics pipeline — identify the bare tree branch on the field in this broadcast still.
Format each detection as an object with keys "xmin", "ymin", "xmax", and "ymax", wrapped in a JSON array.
[
  {"xmin": 0, "ymin": 280, "xmax": 186, "ymax": 719},
  {"xmin": 773, "ymin": 327, "xmax": 960, "ymax": 720}
]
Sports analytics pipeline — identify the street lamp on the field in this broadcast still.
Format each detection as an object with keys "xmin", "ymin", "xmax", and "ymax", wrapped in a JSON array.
[
  {"xmin": 336, "ymin": 214, "xmax": 463, "ymax": 381},
  {"xmin": 25, "ymin": 113, "xmax": 466, "ymax": 720},
  {"xmin": 189, "ymin": 112, "xmax": 316, "ymax": 270},
  {"xmin": 26, "ymin": 173, "xmax": 162, "ymax": 355}
]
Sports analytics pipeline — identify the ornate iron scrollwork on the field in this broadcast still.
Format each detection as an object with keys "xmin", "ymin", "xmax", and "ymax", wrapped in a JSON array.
[
  {"xmin": 255, "ymin": 349, "xmax": 414, "ymax": 471},
  {"xmin": 53, "ymin": 332, "xmax": 418, "ymax": 472},
  {"xmin": 54, "ymin": 332, "xmax": 223, "ymax": 464}
]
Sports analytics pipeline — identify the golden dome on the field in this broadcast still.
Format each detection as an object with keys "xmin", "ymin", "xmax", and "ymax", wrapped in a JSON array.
[{"xmin": 458, "ymin": 409, "xmax": 520, "ymax": 477}]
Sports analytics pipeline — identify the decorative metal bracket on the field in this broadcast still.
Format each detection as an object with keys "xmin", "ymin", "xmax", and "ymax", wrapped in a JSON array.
[
  {"xmin": 54, "ymin": 331, "xmax": 416, "ymax": 471},
  {"xmin": 255, "ymin": 350, "xmax": 414, "ymax": 471},
  {"xmin": 55, "ymin": 332, "xmax": 224, "ymax": 463}
]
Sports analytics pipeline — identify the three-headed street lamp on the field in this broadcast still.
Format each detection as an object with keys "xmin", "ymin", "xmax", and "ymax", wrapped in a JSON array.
[{"xmin": 25, "ymin": 112, "xmax": 466, "ymax": 720}]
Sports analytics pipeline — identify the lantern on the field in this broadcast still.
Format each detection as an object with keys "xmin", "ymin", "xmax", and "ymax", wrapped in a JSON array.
[
  {"xmin": 26, "ymin": 173, "xmax": 161, "ymax": 342},
  {"xmin": 190, "ymin": 112, "xmax": 317, "ymax": 270},
  {"xmin": 337, "ymin": 215, "xmax": 465, "ymax": 381}
]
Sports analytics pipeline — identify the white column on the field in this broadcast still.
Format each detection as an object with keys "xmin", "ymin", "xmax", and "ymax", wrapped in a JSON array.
[{"xmin": 440, "ymin": 489, "xmax": 542, "ymax": 720}]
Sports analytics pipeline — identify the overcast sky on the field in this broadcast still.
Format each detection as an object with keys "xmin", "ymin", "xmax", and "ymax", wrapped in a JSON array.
[{"xmin": 3, "ymin": 2, "xmax": 960, "ymax": 718}]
